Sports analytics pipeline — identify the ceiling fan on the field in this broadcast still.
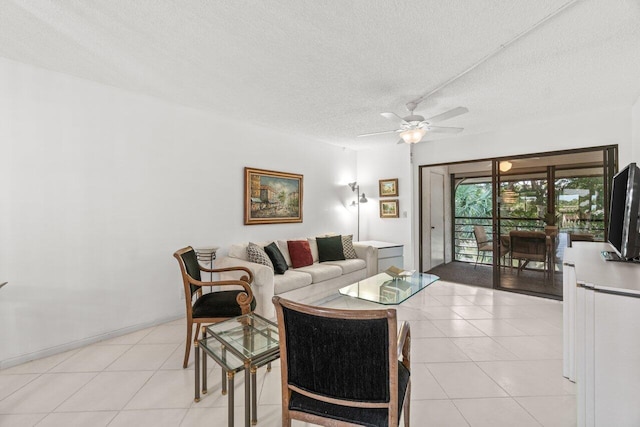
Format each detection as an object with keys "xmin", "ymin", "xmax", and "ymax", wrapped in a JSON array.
[{"xmin": 358, "ymin": 102, "xmax": 469, "ymax": 144}]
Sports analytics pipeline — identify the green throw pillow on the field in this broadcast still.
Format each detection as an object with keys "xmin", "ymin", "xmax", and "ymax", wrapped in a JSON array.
[{"xmin": 316, "ymin": 235, "xmax": 345, "ymax": 262}]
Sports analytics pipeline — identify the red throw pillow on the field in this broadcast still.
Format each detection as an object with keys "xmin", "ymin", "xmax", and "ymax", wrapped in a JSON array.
[{"xmin": 287, "ymin": 240, "xmax": 314, "ymax": 268}]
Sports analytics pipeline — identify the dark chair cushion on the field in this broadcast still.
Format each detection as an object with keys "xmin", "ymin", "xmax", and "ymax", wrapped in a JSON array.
[
  {"xmin": 288, "ymin": 362, "xmax": 410, "ymax": 427},
  {"xmin": 316, "ymin": 235, "xmax": 345, "ymax": 262},
  {"xmin": 192, "ymin": 290, "xmax": 256, "ymax": 318},
  {"xmin": 180, "ymin": 249, "xmax": 202, "ymax": 295},
  {"xmin": 264, "ymin": 242, "xmax": 289, "ymax": 274}
]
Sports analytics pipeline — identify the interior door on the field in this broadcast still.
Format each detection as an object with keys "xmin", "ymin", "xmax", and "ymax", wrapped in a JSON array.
[{"xmin": 430, "ymin": 171, "xmax": 445, "ymax": 268}]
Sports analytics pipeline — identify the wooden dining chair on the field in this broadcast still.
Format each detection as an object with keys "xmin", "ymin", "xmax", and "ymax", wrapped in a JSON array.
[
  {"xmin": 272, "ymin": 296, "xmax": 411, "ymax": 427},
  {"xmin": 174, "ymin": 246, "xmax": 256, "ymax": 368}
]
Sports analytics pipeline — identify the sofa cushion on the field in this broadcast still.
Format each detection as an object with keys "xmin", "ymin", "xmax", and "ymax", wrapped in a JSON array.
[
  {"xmin": 274, "ymin": 270, "xmax": 314, "ymax": 294},
  {"xmin": 264, "ymin": 242, "xmax": 288, "ymax": 275},
  {"xmin": 342, "ymin": 234, "xmax": 357, "ymax": 259},
  {"xmin": 323, "ymin": 259, "xmax": 366, "ymax": 275},
  {"xmin": 247, "ymin": 242, "xmax": 274, "ymax": 269},
  {"xmin": 316, "ymin": 235, "xmax": 345, "ymax": 262},
  {"xmin": 288, "ymin": 240, "xmax": 314, "ymax": 268},
  {"xmin": 307, "ymin": 238, "xmax": 319, "ymax": 263},
  {"xmin": 228, "ymin": 243, "xmax": 250, "ymax": 261},
  {"xmin": 294, "ymin": 263, "xmax": 343, "ymax": 283},
  {"xmin": 277, "ymin": 240, "xmax": 293, "ymax": 267}
]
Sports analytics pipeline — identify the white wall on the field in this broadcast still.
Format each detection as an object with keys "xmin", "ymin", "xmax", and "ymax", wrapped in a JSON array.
[
  {"xmin": 356, "ymin": 145, "xmax": 413, "ymax": 269},
  {"xmin": 410, "ymin": 106, "xmax": 635, "ymax": 269},
  {"xmin": 632, "ymin": 96, "xmax": 640, "ymax": 164},
  {"xmin": 0, "ymin": 58, "xmax": 358, "ymax": 367}
]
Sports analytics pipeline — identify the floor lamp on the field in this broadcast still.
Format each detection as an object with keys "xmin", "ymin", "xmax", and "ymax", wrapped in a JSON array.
[{"xmin": 348, "ymin": 182, "xmax": 368, "ymax": 241}]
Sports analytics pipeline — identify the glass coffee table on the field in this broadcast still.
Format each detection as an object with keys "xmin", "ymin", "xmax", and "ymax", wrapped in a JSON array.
[
  {"xmin": 196, "ymin": 313, "xmax": 279, "ymax": 427},
  {"xmin": 339, "ymin": 271, "xmax": 439, "ymax": 304}
]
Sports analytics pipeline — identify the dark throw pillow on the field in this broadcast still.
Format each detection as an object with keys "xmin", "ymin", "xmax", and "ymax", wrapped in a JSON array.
[
  {"xmin": 264, "ymin": 242, "xmax": 289, "ymax": 274},
  {"xmin": 316, "ymin": 235, "xmax": 346, "ymax": 262},
  {"xmin": 287, "ymin": 240, "xmax": 314, "ymax": 268}
]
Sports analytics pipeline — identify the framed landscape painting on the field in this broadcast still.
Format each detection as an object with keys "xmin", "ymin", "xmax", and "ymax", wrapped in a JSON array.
[
  {"xmin": 380, "ymin": 199, "xmax": 399, "ymax": 218},
  {"xmin": 244, "ymin": 167, "xmax": 303, "ymax": 225},
  {"xmin": 379, "ymin": 178, "xmax": 398, "ymax": 197}
]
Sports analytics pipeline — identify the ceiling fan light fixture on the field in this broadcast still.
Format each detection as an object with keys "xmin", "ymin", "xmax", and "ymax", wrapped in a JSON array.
[
  {"xmin": 499, "ymin": 161, "xmax": 513, "ymax": 172},
  {"xmin": 400, "ymin": 128, "xmax": 426, "ymax": 144}
]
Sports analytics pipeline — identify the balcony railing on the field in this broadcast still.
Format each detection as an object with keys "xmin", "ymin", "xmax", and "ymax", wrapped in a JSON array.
[{"xmin": 454, "ymin": 216, "xmax": 605, "ymax": 264}]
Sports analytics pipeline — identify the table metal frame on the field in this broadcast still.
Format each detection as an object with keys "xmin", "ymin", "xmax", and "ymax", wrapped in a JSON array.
[{"xmin": 195, "ymin": 313, "xmax": 279, "ymax": 427}]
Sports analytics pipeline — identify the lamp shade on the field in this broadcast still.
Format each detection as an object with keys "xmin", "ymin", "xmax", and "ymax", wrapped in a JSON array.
[
  {"xmin": 499, "ymin": 161, "xmax": 513, "ymax": 172},
  {"xmin": 400, "ymin": 128, "xmax": 426, "ymax": 144},
  {"xmin": 360, "ymin": 193, "xmax": 368, "ymax": 203}
]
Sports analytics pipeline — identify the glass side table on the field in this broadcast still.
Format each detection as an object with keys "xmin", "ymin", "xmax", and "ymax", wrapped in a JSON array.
[{"xmin": 196, "ymin": 313, "xmax": 279, "ymax": 427}]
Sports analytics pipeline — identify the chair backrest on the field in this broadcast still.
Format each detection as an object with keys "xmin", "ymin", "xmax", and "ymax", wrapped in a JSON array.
[
  {"xmin": 273, "ymin": 297, "xmax": 398, "ymax": 404},
  {"xmin": 174, "ymin": 246, "xmax": 201, "ymax": 296},
  {"xmin": 473, "ymin": 225, "xmax": 490, "ymax": 246},
  {"xmin": 509, "ymin": 231, "xmax": 547, "ymax": 258}
]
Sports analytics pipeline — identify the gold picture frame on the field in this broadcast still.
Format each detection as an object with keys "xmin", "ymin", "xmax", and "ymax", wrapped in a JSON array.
[
  {"xmin": 244, "ymin": 167, "xmax": 303, "ymax": 225},
  {"xmin": 380, "ymin": 199, "xmax": 399, "ymax": 218},
  {"xmin": 379, "ymin": 178, "xmax": 398, "ymax": 197}
]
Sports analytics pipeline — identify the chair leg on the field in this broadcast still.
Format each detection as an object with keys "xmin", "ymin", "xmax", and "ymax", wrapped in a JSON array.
[
  {"xmin": 282, "ymin": 409, "xmax": 291, "ymax": 427},
  {"xmin": 183, "ymin": 320, "xmax": 193, "ymax": 369}
]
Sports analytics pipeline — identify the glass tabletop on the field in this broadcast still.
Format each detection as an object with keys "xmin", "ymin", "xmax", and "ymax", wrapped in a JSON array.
[
  {"xmin": 205, "ymin": 313, "xmax": 279, "ymax": 361},
  {"xmin": 198, "ymin": 337, "xmax": 245, "ymax": 372},
  {"xmin": 339, "ymin": 272, "xmax": 439, "ymax": 304}
]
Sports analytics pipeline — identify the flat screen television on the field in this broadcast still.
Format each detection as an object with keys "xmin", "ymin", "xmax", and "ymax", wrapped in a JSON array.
[{"xmin": 607, "ymin": 162, "xmax": 640, "ymax": 261}]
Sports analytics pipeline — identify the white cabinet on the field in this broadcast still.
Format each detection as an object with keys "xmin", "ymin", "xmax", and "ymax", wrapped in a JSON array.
[
  {"xmin": 564, "ymin": 242, "xmax": 640, "ymax": 426},
  {"xmin": 356, "ymin": 240, "xmax": 404, "ymax": 273}
]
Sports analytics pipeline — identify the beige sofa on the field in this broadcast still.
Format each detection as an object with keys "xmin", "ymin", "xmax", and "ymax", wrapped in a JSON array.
[{"xmin": 216, "ymin": 239, "xmax": 377, "ymax": 318}]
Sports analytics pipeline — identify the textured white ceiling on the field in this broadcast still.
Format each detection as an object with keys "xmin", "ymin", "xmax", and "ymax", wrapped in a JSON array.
[{"xmin": 1, "ymin": 0, "xmax": 639, "ymax": 150}]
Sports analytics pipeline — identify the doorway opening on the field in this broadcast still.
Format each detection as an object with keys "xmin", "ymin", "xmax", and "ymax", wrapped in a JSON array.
[{"xmin": 420, "ymin": 145, "xmax": 617, "ymax": 299}]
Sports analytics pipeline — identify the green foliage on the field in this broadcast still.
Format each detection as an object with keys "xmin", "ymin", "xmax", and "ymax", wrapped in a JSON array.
[{"xmin": 455, "ymin": 183, "xmax": 492, "ymax": 217}]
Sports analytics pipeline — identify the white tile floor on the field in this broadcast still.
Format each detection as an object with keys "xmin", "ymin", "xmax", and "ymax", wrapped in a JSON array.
[{"xmin": 0, "ymin": 280, "xmax": 575, "ymax": 426}]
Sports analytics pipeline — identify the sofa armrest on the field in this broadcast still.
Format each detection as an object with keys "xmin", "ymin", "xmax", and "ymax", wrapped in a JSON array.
[
  {"xmin": 353, "ymin": 243, "xmax": 377, "ymax": 277},
  {"xmin": 216, "ymin": 256, "xmax": 275, "ymax": 318}
]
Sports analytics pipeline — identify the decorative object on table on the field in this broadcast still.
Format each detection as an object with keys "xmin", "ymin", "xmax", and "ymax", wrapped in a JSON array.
[
  {"xmin": 379, "ymin": 178, "xmax": 398, "ymax": 197},
  {"xmin": 380, "ymin": 199, "xmax": 399, "ymax": 218},
  {"xmin": 348, "ymin": 181, "xmax": 368, "ymax": 241},
  {"xmin": 272, "ymin": 297, "xmax": 411, "ymax": 427},
  {"xmin": 384, "ymin": 265, "xmax": 415, "ymax": 278},
  {"xmin": 173, "ymin": 246, "xmax": 256, "ymax": 369},
  {"xmin": 244, "ymin": 167, "xmax": 303, "ymax": 225}
]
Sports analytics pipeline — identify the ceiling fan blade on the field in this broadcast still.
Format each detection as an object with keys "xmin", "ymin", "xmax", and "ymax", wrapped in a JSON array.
[
  {"xmin": 425, "ymin": 106, "xmax": 469, "ymax": 123},
  {"xmin": 381, "ymin": 112, "xmax": 410, "ymax": 126},
  {"xmin": 396, "ymin": 139, "xmax": 405, "ymax": 145},
  {"xmin": 357, "ymin": 129, "xmax": 400, "ymax": 137},
  {"xmin": 428, "ymin": 126, "xmax": 464, "ymax": 134}
]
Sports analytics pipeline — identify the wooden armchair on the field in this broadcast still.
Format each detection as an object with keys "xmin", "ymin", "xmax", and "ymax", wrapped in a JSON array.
[
  {"xmin": 272, "ymin": 296, "xmax": 411, "ymax": 427},
  {"xmin": 173, "ymin": 246, "xmax": 256, "ymax": 368}
]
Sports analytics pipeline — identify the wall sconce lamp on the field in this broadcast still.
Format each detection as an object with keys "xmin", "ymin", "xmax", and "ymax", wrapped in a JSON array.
[{"xmin": 348, "ymin": 182, "xmax": 368, "ymax": 241}]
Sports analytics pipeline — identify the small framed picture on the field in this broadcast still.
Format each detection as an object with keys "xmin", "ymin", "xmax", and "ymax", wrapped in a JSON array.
[
  {"xmin": 379, "ymin": 178, "xmax": 398, "ymax": 197},
  {"xmin": 380, "ymin": 199, "xmax": 399, "ymax": 218}
]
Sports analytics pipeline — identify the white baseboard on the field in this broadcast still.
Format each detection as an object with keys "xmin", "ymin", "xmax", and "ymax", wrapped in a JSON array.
[{"xmin": 0, "ymin": 314, "xmax": 184, "ymax": 370}]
